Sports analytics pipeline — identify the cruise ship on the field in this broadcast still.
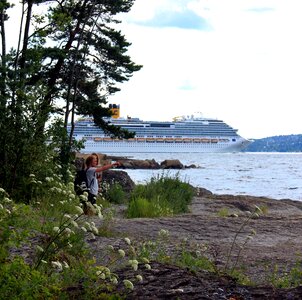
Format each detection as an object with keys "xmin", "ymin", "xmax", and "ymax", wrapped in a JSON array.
[{"xmin": 69, "ymin": 105, "xmax": 252, "ymax": 153}]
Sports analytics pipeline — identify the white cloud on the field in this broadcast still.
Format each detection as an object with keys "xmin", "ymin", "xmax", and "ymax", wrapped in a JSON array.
[{"xmin": 110, "ymin": 0, "xmax": 302, "ymax": 138}]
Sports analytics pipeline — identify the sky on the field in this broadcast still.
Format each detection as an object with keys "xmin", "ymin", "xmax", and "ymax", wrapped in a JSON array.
[
  {"xmin": 5, "ymin": 0, "xmax": 302, "ymax": 139},
  {"xmin": 108, "ymin": 0, "xmax": 302, "ymax": 139}
]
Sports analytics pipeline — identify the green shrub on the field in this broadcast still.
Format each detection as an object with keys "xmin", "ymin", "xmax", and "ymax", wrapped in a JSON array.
[
  {"xmin": 103, "ymin": 183, "xmax": 126, "ymax": 204},
  {"xmin": 127, "ymin": 196, "xmax": 173, "ymax": 218},
  {"xmin": 0, "ymin": 258, "xmax": 58, "ymax": 299},
  {"xmin": 127, "ymin": 173, "xmax": 195, "ymax": 218}
]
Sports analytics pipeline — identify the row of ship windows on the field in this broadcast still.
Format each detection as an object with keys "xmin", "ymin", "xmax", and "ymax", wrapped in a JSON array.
[{"xmin": 87, "ymin": 143, "xmax": 229, "ymax": 148}]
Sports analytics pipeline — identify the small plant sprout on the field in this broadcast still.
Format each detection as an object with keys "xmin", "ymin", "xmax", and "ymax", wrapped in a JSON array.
[{"xmin": 136, "ymin": 275, "xmax": 143, "ymax": 282}]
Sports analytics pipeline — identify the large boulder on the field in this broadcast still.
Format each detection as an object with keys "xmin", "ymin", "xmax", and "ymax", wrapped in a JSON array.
[
  {"xmin": 160, "ymin": 159, "xmax": 184, "ymax": 169},
  {"xmin": 102, "ymin": 170, "xmax": 135, "ymax": 193},
  {"xmin": 119, "ymin": 159, "xmax": 160, "ymax": 169}
]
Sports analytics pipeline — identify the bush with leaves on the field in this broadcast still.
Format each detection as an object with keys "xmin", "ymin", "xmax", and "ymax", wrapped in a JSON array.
[{"xmin": 127, "ymin": 173, "xmax": 195, "ymax": 218}]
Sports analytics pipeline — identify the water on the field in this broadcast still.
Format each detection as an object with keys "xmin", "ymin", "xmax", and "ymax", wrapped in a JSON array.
[{"xmin": 112, "ymin": 152, "xmax": 302, "ymax": 201}]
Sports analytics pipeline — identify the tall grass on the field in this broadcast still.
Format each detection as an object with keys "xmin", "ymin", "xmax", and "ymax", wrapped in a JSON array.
[{"xmin": 127, "ymin": 173, "xmax": 195, "ymax": 218}]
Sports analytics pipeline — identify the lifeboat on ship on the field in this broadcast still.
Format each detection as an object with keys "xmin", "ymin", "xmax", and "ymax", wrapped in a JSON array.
[
  {"xmin": 103, "ymin": 137, "xmax": 112, "ymax": 142},
  {"xmin": 146, "ymin": 138, "xmax": 155, "ymax": 142}
]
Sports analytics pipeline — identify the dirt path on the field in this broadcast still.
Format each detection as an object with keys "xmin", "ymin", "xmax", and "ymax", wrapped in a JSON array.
[{"xmin": 87, "ymin": 192, "xmax": 302, "ymax": 298}]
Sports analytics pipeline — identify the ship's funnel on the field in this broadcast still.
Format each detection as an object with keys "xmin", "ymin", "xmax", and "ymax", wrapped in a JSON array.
[{"xmin": 109, "ymin": 104, "xmax": 120, "ymax": 119}]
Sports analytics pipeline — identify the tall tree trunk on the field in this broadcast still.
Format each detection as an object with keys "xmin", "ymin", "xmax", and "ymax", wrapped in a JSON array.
[{"xmin": 0, "ymin": 10, "xmax": 6, "ymax": 100}]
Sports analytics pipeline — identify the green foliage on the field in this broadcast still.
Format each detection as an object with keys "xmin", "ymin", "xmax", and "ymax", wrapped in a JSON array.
[
  {"xmin": 127, "ymin": 173, "xmax": 195, "ymax": 218},
  {"xmin": 0, "ymin": 0, "xmax": 141, "ymax": 201},
  {"xmin": 0, "ymin": 258, "xmax": 57, "ymax": 299},
  {"xmin": 217, "ymin": 207, "xmax": 230, "ymax": 217},
  {"xmin": 127, "ymin": 196, "xmax": 173, "ymax": 218},
  {"xmin": 101, "ymin": 182, "xmax": 126, "ymax": 204},
  {"xmin": 268, "ymin": 263, "xmax": 302, "ymax": 288},
  {"xmin": 176, "ymin": 250, "xmax": 215, "ymax": 273},
  {"xmin": 0, "ymin": 170, "xmax": 149, "ymax": 298}
]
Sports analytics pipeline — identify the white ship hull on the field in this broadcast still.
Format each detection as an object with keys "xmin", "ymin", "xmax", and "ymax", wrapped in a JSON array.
[
  {"xmin": 79, "ymin": 137, "xmax": 250, "ymax": 154},
  {"xmin": 70, "ymin": 110, "xmax": 252, "ymax": 154}
]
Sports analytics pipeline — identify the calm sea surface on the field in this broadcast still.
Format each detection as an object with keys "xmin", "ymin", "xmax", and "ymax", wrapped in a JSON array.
[{"xmin": 111, "ymin": 152, "xmax": 302, "ymax": 201}]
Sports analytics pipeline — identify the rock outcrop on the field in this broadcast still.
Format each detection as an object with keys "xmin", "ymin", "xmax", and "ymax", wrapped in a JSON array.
[{"xmin": 102, "ymin": 170, "xmax": 135, "ymax": 193}]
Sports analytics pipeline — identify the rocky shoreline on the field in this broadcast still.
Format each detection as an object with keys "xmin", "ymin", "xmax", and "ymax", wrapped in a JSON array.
[
  {"xmin": 73, "ymin": 153, "xmax": 302, "ymax": 298},
  {"xmin": 75, "ymin": 153, "xmax": 197, "ymax": 170},
  {"xmin": 87, "ymin": 189, "xmax": 302, "ymax": 299}
]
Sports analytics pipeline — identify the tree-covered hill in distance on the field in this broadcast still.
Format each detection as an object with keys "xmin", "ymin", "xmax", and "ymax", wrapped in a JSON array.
[{"xmin": 244, "ymin": 134, "xmax": 302, "ymax": 152}]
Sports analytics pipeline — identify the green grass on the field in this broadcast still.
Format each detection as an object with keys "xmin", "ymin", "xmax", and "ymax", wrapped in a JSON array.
[{"xmin": 127, "ymin": 173, "xmax": 195, "ymax": 218}]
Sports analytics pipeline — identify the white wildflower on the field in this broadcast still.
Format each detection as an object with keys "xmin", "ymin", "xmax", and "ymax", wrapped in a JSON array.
[
  {"xmin": 0, "ymin": 188, "xmax": 5, "ymax": 193},
  {"xmin": 141, "ymin": 257, "xmax": 150, "ymax": 264},
  {"xmin": 64, "ymin": 227, "xmax": 72, "ymax": 237},
  {"xmin": 70, "ymin": 220, "xmax": 79, "ymax": 228},
  {"xmin": 123, "ymin": 279, "xmax": 134, "ymax": 290},
  {"xmin": 62, "ymin": 261, "xmax": 69, "ymax": 269},
  {"xmin": 136, "ymin": 275, "xmax": 143, "ymax": 282},
  {"xmin": 118, "ymin": 249, "xmax": 125, "ymax": 257},
  {"xmin": 79, "ymin": 194, "xmax": 88, "ymax": 202},
  {"xmin": 84, "ymin": 222, "xmax": 92, "ymax": 231},
  {"xmin": 41, "ymin": 260, "xmax": 47, "ymax": 264},
  {"xmin": 158, "ymin": 229, "xmax": 169, "ymax": 237},
  {"xmin": 53, "ymin": 226, "xmax": 60, "ymax": 233},
  {"xmin": 0, "ymin": 204, "xmax": 3, "ymax": 209},
  {"xmin": 88, "ymin": 233, "xmax": 96, "ymax": 240},
  {"xmin": 51, "ymin": 261, "xmax": 63, "ymax": 271},
  {"xmin": 91, "ymin": 226, "xmax": 99, "ymax": 235},
  {"xmin": 124, "ymin": 237, "xmax": 131, "ymax": 245},
  {"xmin": 75, "ymin": 206, "xmax": 83, "ymax": 214},
  {"xmin": 36, "ymin": 246, "xmax": 44, "ymax": 252},
  {"xmin": 4, "ymin": 197, "xmax": 12, "ymax": 203},
  {"xmin": 29, "ymin": 174, "xmax": 35, "ymax": 178},
  {"xmin": 145, "ymin": 264, "xmax": 151, "ymax": 270},
  {"xmin": 111, "ymin": 277, "xmax": 118, "ymax": 285},
  {"xmin": 81, "ymin": 226, "xmax": 87, "ymax": 232},
  {"xmin": 64, "ymin": 214, "xmax": 71, "ymax": 219},
  {"xmin": 108, "ymin": 245, "xmax": 114, "ymax": 251}
]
